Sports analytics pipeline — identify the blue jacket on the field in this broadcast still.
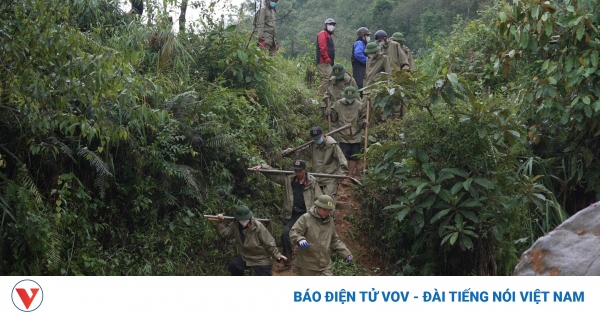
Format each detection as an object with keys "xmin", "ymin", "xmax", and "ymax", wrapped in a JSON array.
[{"xmin": 352, "ymin": 40, "xmax": 367, "ymax": 65}]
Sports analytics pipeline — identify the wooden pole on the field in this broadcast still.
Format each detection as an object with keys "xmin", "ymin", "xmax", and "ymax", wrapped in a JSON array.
[
  {"xmin": 280, "ymin": 123, "xmax": 351, "ymax": 156},
  {"xmin": 364, "ymin": 96, "xmax": 371, "ymax": 170},
  {"xmin": 247, "ymin": 168, "xmax": 363, "ymax": 186},
  {"xmin": 326, "ymin": 97, "xmax": 332, "ymax": 132}
]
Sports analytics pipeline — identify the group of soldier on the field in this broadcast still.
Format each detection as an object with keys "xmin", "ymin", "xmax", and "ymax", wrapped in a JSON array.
[
  {"xmin": 213, "ymin": 123, "xmax": 355, "ymax": 276},
  {"xmin": 255, "ymin": 0, "xmax": 414, "ymax": 119},
  {"xmin": 211, "ymin": 0, "xmax": 415, "ymax": 276}
]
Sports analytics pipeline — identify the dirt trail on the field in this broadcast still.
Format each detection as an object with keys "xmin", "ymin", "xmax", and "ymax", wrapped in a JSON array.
[{"xmin": 272, "ymin": 161, "xmax": 384, "ymax": 276}]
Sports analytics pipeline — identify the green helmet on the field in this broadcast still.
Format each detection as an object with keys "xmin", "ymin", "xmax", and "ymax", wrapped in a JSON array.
[
  {"xmin": 356, "ymin": 27, "xmax": 371, "ymax": 37},
  {"xmin": 233, "ymin": 205, "xmax": 253, "ymax": 220},
  {"xmin": 315, "ymin": 195, "xmax": 335, "ymax": 210},
  {"xmin": 343, "ymin": 86, "xmax": 358, "ymax": 100},
  {"xmin": 331, "ymin": 64, "xmax": 346, "ymax": 79},
  {"xmin": 391, "ymin": 32, "xmax": 405, "ymax": 42},
  {"xmin": 364, "ymin": 42, "xmax": 380, "ymax": 54}
]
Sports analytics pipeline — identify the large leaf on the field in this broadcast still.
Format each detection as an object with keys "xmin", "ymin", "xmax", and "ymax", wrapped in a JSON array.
[
  {"xmin": 460, "ymin": 210, "xmax": 479, "ymax": 223},
  {"xmin": 447, "ymin": 73, "xmax": 459, "ymax": 88},
  {"xmin": 430, "ymin": 208, "xmax": 452, "ymax": 224},
  {"xmin": 459, "ymin": 234, "xmax": 474, "ymax": 250},
  {"xmin": 441, "ymin": 168, "xmax": 469, "ymax": 178},
  {"xmin": 395, "ymin": 208, "xmax": 410, "ymax": 222},
  {"xmin": 422, "ymin": 163, "xmax": 436, "ymax": 182},
  {"xmin": 462, "ymin": 178, "xmax": 473, "ymax": 191},
  {"xmin": 459, "ymin": 198, "xmax": 482, "ymax": 208},
  {"xmin": 450, "ymin": 182, "xmax": 464, "ymax": 194},
  {"xmin": 473, "ymin": 178, "xmax": 495, "ymax": 189}
]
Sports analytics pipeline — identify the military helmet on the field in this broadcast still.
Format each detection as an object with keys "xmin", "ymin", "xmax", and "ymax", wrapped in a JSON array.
[
  {"xmin": 343, "ymin": 86, "xmax": 358, "ymax": 100},
  {"xmin": 331, "ymin": 64, "xmax": 346, "ymax": 79},
  {"xmin": 391, "ymin": 32, "xmax": 405, "ymax": 42},
  {"xmin": 233, "ymin": 205, "xmax": 253, "ymax": 220},
  {"xmin": 324, "ymin": 18, "xmax": 336, "ymax": 25},
  {"xmin": 374, "ymin": 30, "xmax": 388, "ymax": 41},
  {"xmin": 364, "ymin": 42, "xmax": 380, "ymax": 54},
  {"xmin": 315, "ymin": 195, "xmax": 335, "ymax": 210},
  {"xmin": 356, "ymin": 27, "xmax": 371, "ymax": 37}
]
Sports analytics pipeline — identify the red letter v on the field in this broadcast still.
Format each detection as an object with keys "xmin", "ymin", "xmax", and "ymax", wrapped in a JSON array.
[{"xmin": 16, "ymin": 288, "xmax": 39, "ymax": 309}]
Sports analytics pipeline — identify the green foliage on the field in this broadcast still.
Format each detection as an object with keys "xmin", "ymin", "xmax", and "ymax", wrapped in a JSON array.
[
  {"xmin": 0, "ymin": 0, "xmax": 322, "ymax": 275},
  {"xmin": 358, "ymin": 2, "xmax": 570, "ymax": 275},
  {"xmin": 495, "ymin": 0, "xmax": 600, "ymax": 212}
]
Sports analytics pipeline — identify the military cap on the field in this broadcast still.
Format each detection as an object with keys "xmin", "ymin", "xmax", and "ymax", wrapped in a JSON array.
[
  {"xmin": 391, "ymin": 32, "xmax": 405, "ymax": 42},
  {"xmin": 310, "ymin": 126, "xmax": 323, "ymax": 140},
  {"xmin": 292, "ymin": 159, "xmax": 306, "ymax": 170},
  {"xmin": 343, "ymin": 86, "xmax": 358, "ymax": 100},
  {"xmin": 315, "ymin": 195, "xmax": 335, "ymax": 210},
  {"xmin": 364, "ymin": 42, "xmax": 380, "ymax": 54},
  {"xmin": 331, "ymin": 64, "xmax": 346, "ymax": 79},
  {"xmin": 233, "ymin": 205, "xmax": 253, "ymax": 220}
]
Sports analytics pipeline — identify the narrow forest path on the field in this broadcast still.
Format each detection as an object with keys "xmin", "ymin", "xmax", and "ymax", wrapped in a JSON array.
[{"xmin": 272, "ymin": 161, "xmax": 386, "ymax": 276}]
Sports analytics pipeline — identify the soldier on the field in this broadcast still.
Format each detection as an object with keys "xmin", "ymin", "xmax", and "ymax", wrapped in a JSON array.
[
  {"xmin": 293, "ymin": 126, "xmax": 348, "ymax": 205},
  {"xmin": 329, "ymin": 86, "xmax": 367, "ymax": 180},
  {"xmin": 364, "ymin": 42, "xmax": 393, "ymax": 87},
  {"xmin": 316, "ymin": 18, "xmax": 337, "ymax": 96},
  {"xmin": 352, "ymin": 27, "xmax": 371, "ymax": 89},
  {"xmin": 256, "ymin": 0, "xmax": 278, "ymax": 55},
  {"xmin": 375, "ymin": 30, "xmax": 409, "ymax": 119},
  {"xmin": 214, "ymin": 205, "xmax": 286, "ymax": 276},
  {"xmin": 290, "ymin": 195, "xmax": 353, "ymax": 276},
  {"xmin": 250, "ymin": 160, "xmax": 322, "ymax": 270},
  {"xmin": 375, "ymin": 30, "xmax": 410, "ymax": 71},
  {"xmin": 391, "ymin": 32, "xmax": 415, "ymax": 71},
  {"xmin": 321, "ymin": 64, "xmax": 358, "ymax": 115}
]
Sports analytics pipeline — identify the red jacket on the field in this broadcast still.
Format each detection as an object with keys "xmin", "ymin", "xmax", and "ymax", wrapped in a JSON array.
[{"xmin": 315, "ymin": 29, "xmax": 335, "ymax": 65}]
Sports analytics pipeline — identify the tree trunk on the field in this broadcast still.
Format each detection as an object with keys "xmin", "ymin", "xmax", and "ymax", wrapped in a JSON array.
[{"xmin": 179, "ymin": 0, "xmax": 188, "ymax": 32}]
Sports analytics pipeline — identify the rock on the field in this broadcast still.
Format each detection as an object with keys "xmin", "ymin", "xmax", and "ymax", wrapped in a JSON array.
[{"xmin": 514, "ymin": 201, "xmax": 600, "ymax": 276}]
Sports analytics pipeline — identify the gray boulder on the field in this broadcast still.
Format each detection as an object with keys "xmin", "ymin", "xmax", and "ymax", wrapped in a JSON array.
[{"xmin": 514, "ymin": 201, "xmax": 600, "ymax": 276}]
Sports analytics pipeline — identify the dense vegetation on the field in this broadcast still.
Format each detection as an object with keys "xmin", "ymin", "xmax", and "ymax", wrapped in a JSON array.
[
  {"xmin": 358, "ymin": 0, "xmax": 600, "ymax": 275},
  {"xmin": 0, "ymin": 0, "xmax": 598, "ymax": 276}
]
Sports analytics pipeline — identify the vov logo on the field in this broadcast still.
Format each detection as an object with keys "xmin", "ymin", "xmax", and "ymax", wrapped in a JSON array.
[{"xmin": 11, "ymin": 279, "xmax": 44, "ymax": 312}]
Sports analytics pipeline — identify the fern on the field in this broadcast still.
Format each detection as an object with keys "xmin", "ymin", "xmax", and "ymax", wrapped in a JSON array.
[
  {"xmin": 163, "ymin": 91, "xmax": 200, "ymax": 119},
  {"xmin": 49, "ymin": 136, "xmax": 76, "ymax": 163},
  {"xmin": 16, "ymin": 166, "xmax": 45, "ymax": 210},
  {"xmin": 162, "ymin": 162, "xmax": 200, "ymax": 192},
  {"xmin": 205, "ymin": 134, "xmax": 236, "ymax": 148},
  {"xmin": 47, "ymin": 230, "xmax": 61, "ymax": 274},
  {"xmin": 94, "ymin": 173, "xmax": 108, "ymax": 199},
  {"xmin": 77, "ymin": 147, "xmax": 113, "ymax": 176}
]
